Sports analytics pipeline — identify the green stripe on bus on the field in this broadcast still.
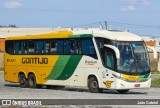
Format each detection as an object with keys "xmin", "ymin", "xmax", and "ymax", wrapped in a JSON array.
[
  {"xmin": 139, "ymin": 73, "xmax": 150, "ymax": 78},
  {"xmin": 56, "ymin": 55, "xmax": 82, "ymax": 80},
  {"xmin": 46, "ymin": 55, "xmax": 82, "ymax": 80},
  {"xmin": 46, "ymin": 56, "xmax": 71, "ymax": 80},
  {"xmin": 69, "ymin": 34, "xmax": 93, "ymax": 38}
]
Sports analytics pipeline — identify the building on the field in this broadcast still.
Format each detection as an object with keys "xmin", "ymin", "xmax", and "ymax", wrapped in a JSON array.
[
  {"xmin": 0, "ymin": 28, "xmax": 64, "ymax": 51},
  {"xmin": 142, "ymin": 36, "xmax": 160, "ymax": 72},
  {"xmin": 0, "ymin": 35, "xmax": 5, "ymax": 51},
  {"xmin": 142, "ymin": 36, "xmax": 160, "ymax": 52},
  {"xmin": 143, "ymin": 36, "xmax": 156, "ymax": 46}
]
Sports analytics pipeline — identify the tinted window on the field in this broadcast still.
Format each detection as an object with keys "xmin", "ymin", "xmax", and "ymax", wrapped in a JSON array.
[{"xmin": 5, "ymin": 38, "xmax": 97, "ymax": 59}]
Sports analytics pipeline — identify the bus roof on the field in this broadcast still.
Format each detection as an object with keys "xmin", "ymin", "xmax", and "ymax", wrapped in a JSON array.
[
  {"xmin": 5, "ymin": 31, "xmax": 73, "ymax": 40},
  {"xmin": 72, "ymin": 29, "xmax": 143, "ymax": 41},
  {"xmin": 5, "ymin": 28, "xmax": 143, "ymax": 41}
]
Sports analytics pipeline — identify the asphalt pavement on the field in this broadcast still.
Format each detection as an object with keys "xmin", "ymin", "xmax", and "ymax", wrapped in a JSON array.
[{"xmin": 0, "ymin": 72, "xmax": 160, "ymax": 108}]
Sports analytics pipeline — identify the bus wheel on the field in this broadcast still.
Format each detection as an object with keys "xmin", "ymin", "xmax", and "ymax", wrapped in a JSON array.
[
  {"xmin": 88, "ymin": 77, "xmax": 101, "ymax": 93},
  {"xmin": 19, "ymin": 74, "xmax": 28, "ymax": 88},
  {"xmin": 28, "ymin": 74, "xmax": 38, "ymax": 88},
  {"xmin": 117, "ymin": 89, "xmax": 129, "ymax": 94}
]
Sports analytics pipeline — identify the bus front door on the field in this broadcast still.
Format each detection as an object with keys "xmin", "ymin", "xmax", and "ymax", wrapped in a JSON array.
[{"xmin": 104, "ymin": 49, "xmax": 116, "ymax": 89}]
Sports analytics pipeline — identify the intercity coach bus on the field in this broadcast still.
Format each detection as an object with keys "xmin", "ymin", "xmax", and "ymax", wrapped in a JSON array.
[{"xmin": 4, "ymin": 29, "xmax": 157, "ymax": 93}]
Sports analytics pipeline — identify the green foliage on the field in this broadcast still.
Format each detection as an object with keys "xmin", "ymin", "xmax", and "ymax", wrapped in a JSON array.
[
  {"xmin": 0, "ymin": 68, "xmax": 4, "ymax": 71},
  {"xmin": 151, "ymin": 79, "xmax": 160, "ymax": 87},
  {"xmin": 152, "ymin": 72, "xmax": 160, "ymax": 74}
]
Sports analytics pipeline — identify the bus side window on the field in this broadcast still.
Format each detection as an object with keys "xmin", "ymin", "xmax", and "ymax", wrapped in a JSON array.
[
  {"xmin": 50, "ymin": 40, "xmax": 57, "ymax": 54},
  {"xmin": 38, "ymin": 40, "xmax": 45, "ymax": 54},
  {"xmin": 70, "ymin": 40, "xmax": 75, "ymax": 54},
  {"xmin": 28, "ymin": 40, "xmax": 35, "ymax": 54},
  {"xmin": 88, "ymin": 39, "xmax": 95, "ymax": 54},
  {"xmin": 15, "ymin": 41, "xmax": 20, "ymax": 54},
  {"xmin": 57, "ymin": 40, "xmax": 63, "ymax": 54},
  {"xmin": 82, "ymin": 39, "xmax": 96, "ymax": 55},
  {"xmin": 82, "ymin": 40, "xmax": 87, "ymax": 54},
  {"xmin": 64, "ymin": 40, "xmax": 70, "ymax": 54},
  {"xmin": 64, "ymin": 39, "xmax": 77, "ymax": 55},
  {"xmin": 22, "ymin": 41, "xmax": 28, "ymax": 54},
  {"xmin": 6, "ymin": 41, "xmax": 15, "ymax": 54},
  {"xmin": 45, "ymin": 41, "xmax": 50, "ymax": 54},
  {"xmin": 38, "ymin": 41, "xmax": 44, "ymax": 54},
  {"xmin": 77, "ymin": 40, "xmax": 82, "ymax": 54},
  {"xmin": 20, "ymin": 42, "xmax": 23, "ymax": 54},
  {"xmin": 34, "ymin": 41, "xmax": 38, "ymax": 54}
]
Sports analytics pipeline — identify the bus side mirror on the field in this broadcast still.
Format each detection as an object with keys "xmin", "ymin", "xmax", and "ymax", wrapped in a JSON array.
[
  {"xmin": 147, "ymin": 46, "xmax": 157, "ymax": 59},
  {"xmin": 104, "ymin": 44, "xmax": 120, "ymax": 59}
]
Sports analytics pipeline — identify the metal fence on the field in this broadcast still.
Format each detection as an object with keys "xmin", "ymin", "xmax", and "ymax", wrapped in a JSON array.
[{"xmin": 0, "ymin": 52, "xmax": 4, "ymax": 68}]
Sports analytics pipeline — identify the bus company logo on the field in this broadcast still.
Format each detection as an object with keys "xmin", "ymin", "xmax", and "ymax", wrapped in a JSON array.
[
  {"xmin": 104, "ymin": 81, "xmax": 113, "ymax": 88},
  {"xmin": 22, "ymin": 57, "xmax": 48, "ymax": 64},
  {"xmin": 85, "ymin": 60, "xmax": 97, "ymax": 66},
  {"xmin": 2, "ymin": 100, "xmax": 11, "ymax": 106}
]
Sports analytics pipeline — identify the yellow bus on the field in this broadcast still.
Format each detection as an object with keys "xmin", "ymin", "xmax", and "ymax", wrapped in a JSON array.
[{"xmin": 4, "ymin": 29, "xmax": 156, "ymax": 93}]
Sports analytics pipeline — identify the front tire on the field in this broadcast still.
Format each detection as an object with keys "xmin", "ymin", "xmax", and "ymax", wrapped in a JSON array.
[
  {"xmin": 28, "ymin": 74, "xmax": 40, "ymax": 88},
  {"xmin": 88, "ymin": 77, "xmax": 101, "ymax": 93},
  {"xmin": 117, "ymin": 89, "xmax": 129, "ymax": 94},
  {"xmin": 19, "ymin": 74, "xmax": 28, "ymax": 88}
]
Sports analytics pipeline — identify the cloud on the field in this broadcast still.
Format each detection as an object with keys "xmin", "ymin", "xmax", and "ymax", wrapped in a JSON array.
[
  {"xmin": 121, "ymin": 5, "xmax": 136, "ymax": 12},
  {"xmin": 119, "ymin": 0, "xmax": 149, "ymax": 12},
  {"xmin": 119, "ymin": 0, "xmax": 149, "ymax": 5},
  {"xmin": 4, "ymin": 1, "xmax": 23, "ymax": 9},
  {"xmin": 142, "ymin": 0, "xmax": 149, "ymax": 6}
]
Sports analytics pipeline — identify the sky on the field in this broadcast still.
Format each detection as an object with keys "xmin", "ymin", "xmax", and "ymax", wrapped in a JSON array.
[{"xmin": 0, "ymin": 0, "xmax": 160, "ymax": 36}]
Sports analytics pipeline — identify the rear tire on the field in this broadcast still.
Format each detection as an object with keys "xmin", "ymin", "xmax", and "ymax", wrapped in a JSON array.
[
  {"xmin": 28, "ymin": 74, "xmax": 39, "ymax": 88},
  {"xmin": 19, "ymin": 74, "xmax": 28, "ymax": 88},
  {"xmin": 88, "ymin": 77, "xmax": 101, "ymax": 93},
  {"xmin": 117, "ymin": 89, "xmax": 129, "ymax": 94}
]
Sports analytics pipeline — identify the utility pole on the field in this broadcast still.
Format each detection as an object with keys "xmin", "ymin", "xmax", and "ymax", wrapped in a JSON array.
[
  {"xmin": 100, "ymin": 22, "xmax": 104, "ymax": 30},
  {"xmin": 105, "ymin": 21, "xmax": 107, "ymax": 30}
]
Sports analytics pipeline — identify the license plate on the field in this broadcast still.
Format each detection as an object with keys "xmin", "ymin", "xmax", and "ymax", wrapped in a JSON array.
[{"xmin": 134, "ymin": 84, "xmax": 140, "ymax": 87}]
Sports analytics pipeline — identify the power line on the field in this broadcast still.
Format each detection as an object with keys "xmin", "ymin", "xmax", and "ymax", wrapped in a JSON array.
[
  {"xmin": 107, "ymin": 21, "xmax": 160, "ymax": 29},
  {"xmin": 68, "ymin": 22, "xmax": 102, "ymax": 28},
  {"xmin": 68, "ymin": 20, "xmax": 160, "ymax": 29}
]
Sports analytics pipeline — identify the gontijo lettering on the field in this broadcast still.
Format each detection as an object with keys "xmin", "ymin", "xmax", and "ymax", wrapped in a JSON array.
[{"xmin": 22, "ymin": 57, "xmax": 48, "ymax": 64}]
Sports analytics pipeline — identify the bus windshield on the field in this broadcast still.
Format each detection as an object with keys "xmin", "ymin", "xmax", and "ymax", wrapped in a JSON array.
[{"xmin": 115, "ymin": 41, "xmax": 150, "ymax": 75}]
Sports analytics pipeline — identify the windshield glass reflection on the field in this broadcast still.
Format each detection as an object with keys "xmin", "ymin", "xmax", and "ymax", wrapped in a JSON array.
[{"xmin": 115, "ymin": 41, "xmax": 149, "ymax": 74}]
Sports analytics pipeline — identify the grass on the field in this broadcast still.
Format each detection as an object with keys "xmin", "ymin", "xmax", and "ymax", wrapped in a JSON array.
[
  {"xmin": 0, "ymin": 68, "xmax": 4, "ymax": 76},
  {"xmin": 0, "ymin": 68, "xmax": 4, "ymax": 71},
  {"xmin": 151, "ymin": 79, "xmax": 160, "ymax": 87},
  {"xmin": 152, "ymin": 72, "xmax": 160, "ymax": 74},
  {"xmin": 0, "ymin": 71, "xmax": 3, "ymax": 76}
]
